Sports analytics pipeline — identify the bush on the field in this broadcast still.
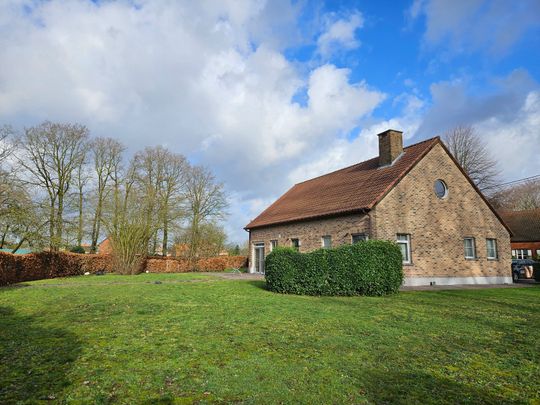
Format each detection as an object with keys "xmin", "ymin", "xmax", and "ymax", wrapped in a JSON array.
[
  {"xmin": 265, "ymin": 241, "xmax": 403, "ymax": 296},
  {"xmin": 533, "ymin": 262, "xmax": 540, "ymax": 282},
  {"xmin": 69, "ymin": 245, "xmax": 86, "ymax": 254}
]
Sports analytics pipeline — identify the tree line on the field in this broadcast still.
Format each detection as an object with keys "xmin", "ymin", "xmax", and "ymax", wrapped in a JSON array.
[{"xmin": 0, "ymin": 121, "xmax": 229, "ymax": 262}]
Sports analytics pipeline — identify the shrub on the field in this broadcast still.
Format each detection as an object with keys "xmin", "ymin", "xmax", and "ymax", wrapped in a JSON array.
[
  {"xmin": 265, "ymin": 241, "xmax": 403, "ymax": 296},
  {"xmin": 69, "ymin": 245, "xmax": 86, "ymax": 254},
  {"xmin": 533, "ymin": 262, "xmax": 540, "ymax": 282}
]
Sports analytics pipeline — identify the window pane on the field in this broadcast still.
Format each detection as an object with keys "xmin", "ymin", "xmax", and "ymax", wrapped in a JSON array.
[
  {"xmin": 398, "ymin": 243, "xmax": 409, "ymax": 262},
  {"xmin": 396, "ymin": 234, "xmax": 410, "ymax": 263},
  {"xmin": 352, "ymin": 234, "xmax": 367, "ymax": 244},
  {"xmin": 322, "ymin": 236, "xmax": 331, "ymax": 248},
  {"xmin": 464, "ymin": 238, "xmax": 475, "ymax": 258}
]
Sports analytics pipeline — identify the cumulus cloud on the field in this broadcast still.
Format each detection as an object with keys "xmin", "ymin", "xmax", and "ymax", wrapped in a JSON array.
[
  {"xmin": 317, "ymin": 11, "xmax": 363, "ymax": 58},
  {"xmin": 409, "ymin": 0, "xmax": 540, "ymax": 55},
  {"xmin": 0, "ymin": 1, "xmax": 386, "ymax": 242}
]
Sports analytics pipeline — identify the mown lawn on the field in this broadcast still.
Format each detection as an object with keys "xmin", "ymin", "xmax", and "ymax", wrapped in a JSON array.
[{"xmin": 0, "ymin": 274, "xmax": 538, "ymax": 404}]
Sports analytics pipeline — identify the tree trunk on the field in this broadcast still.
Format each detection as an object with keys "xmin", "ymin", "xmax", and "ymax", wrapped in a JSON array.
[
  {"xmin": 0, "ymin": 225, "xmax": 9, "ymax": 248},
  {"xmin": 77, "ymin": 187, "xmax": 84, "ymax": 246}
]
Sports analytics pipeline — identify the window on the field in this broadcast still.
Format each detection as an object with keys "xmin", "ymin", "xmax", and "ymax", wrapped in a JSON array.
[
  {"xmin": 396, "ymin": 234, "xmax": 411, "ymax": 264},
  {"xmin": 434, "ymin": 179, "xmax": 448, "ymax": 199},
  {"xmin": 464, "ymin": 238, "xmax": 476, "ymax": 259},
  {"xmin": 322, "ymin": 235, "xmax": 332, "ymax": 249},
  {"xmin": 270, "ymin": 240, "xmax": 278, "ymax": 251},
  {"xmin": 352, "ymin": 233, "xmax": 368, "ymax": 244},
  {"xmin": 514, "ymin": 249, "xmax": 532, "ymax": 260},
  {"xmin": 486, "ymin": 239, "xmax": 498, "ymax": 259},
  {"xmin": 291, "ymin": 238, "xmax": 300, "ymax": 251}
]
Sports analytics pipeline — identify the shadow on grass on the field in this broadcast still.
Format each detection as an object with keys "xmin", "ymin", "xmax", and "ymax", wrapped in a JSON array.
[
  {"xmin": 362, "ymin": 369, "xmax": 515, "ymax": 405},
  {"xmin": 0, "ymin": 283, "xmax": 32, "ymax": 290},
  {"xmin": 246, "ymin": 280, "xmax": 268, "ymax": 291},
  {"xmin": 0, "ymin": 306, "xmax": 81, "ymax": 402}
]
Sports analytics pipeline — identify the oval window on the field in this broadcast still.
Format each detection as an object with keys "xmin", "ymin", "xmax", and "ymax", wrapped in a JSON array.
[{"xmin": 434, "ymin": 179, "xmax": 448, "ymax": 199}]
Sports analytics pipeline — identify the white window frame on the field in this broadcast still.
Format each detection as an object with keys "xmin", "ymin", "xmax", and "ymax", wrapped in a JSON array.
[
  {"xmin": 464, "ymin": 237, "xmax": 476, "ymax": 259},
  {"xmin": 396, "ymin": 234, "xmax": 411, "ymax": 264},
  {"xmin": 270, "ymin": 240, "xmax": 278, "ymax": 251},
  {"xmin": 351, "ymin": 233, "xmax": 368, "ymax": 244},
  {"xmin": 515, "ymin": 249, "xmax": 532, "ymax": 260},
  {"xmin": 486, "ymin": 238, "xmax": 498, "ymax": 260},
  {"xmin": 321, "ymin": 235, "xmax": 332, "ymax": 249}
]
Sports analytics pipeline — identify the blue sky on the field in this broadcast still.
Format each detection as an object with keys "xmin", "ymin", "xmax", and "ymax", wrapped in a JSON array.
[{"xmin": 1, "ymin": 0, "xmax": 539, "ymax": 243}]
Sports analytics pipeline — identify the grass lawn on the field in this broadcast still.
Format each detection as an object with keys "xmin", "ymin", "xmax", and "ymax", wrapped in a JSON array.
[{"xmin": 0, "ymin": 274, "xmax": 539, "ymax": 404}]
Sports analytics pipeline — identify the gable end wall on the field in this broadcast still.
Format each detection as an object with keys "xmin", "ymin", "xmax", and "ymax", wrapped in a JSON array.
[{"xmin": 372, "ymin": 142, "xmax": 511, "ymax": 284}]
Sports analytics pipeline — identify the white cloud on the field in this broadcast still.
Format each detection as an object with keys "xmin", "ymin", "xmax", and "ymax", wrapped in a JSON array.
[
  {"xmin": 479, "ymin": 91, "xmax": 540, "ymax": 182},
  {"xmin": 410, "ymin": 0, "xmax": 540, "ymax": 55},
  {"xmin": 0, "ymin": 1, "xmax": 385, "ymax": 243},
  {"xmin": 317, "ymin": 11, "xmax": 363, "ymax": 58}
]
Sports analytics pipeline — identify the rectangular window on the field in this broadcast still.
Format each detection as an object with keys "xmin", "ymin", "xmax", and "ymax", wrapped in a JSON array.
[
  {"xmin": 396, "ymin": 234, "xmax": 411, "ymax": 264},
  {"xmin": 270, "ymin": 240, "xmax": 278, "ymax": 251},
  {"xmin": 486, "ymin": 238, "xmax": 498, "ymax": 259},
  {"xmin": 352, "ymin": 233, "xmax": 368, "ymax": 244},
  {"xmin": 291, "ymin": 238, "xmax": 300, "ymax": 251},
  {"xmin": 515, "ymin": 249, "xmax": 532, "ymax": 260},
  {"xmin": 536, "ymin": 250, "xmax": 540, "ymax": 259},
  {"xmin": 322, "ymin": 235, "xmax": 332, "ymax": 249},
  {"xmin": 464, "ymin": 238, "xmax": 476, "ymax": 259}
]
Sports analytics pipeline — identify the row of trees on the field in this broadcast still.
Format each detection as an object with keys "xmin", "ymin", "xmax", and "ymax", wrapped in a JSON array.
[{"xmin": 0, "ymin": 121, "xmax": 229, "ymax": 263}]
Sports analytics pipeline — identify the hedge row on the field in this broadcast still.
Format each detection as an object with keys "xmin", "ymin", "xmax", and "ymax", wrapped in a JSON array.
[
  {"xmin": 0, "ymin": 252, "xmax": 248, "ymax": 286},
  {"xmin": 265, "ymin": 240, "xmax": 404, "ymax": 296},
  {"xmin": 146, "ymin": 256, "xmax": 248, "ymax": 273},
  {"xmin": 0, "ymin": 251, "xmax": 113, "ymax": 286}
]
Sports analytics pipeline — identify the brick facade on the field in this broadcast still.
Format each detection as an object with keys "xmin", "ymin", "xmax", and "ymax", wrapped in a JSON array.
[
  {"xmin": 247, "ymin": 142, "xmax": 512, "ymax": 285},
  {"xmin": 249, "ymin": 213, "xmax": 370, "ymax": 256},
  {"xmin": 372, "ymin": 143, "xmax": 511, "ymax": 284}
]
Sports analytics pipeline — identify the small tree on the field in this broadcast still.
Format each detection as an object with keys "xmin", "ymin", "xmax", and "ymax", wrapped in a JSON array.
[{"xmin": 108, "ymin": 219, "xmax": 150, "ymax": 275}]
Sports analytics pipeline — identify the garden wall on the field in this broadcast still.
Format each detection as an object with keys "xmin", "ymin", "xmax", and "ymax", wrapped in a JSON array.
[{"xmin": 0, "ymin": 252, "xmax": 248, "ymax": 286}]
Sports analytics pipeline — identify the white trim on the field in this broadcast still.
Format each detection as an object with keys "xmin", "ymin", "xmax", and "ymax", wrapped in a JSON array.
[{"xmin": 403, "ymin": 276, "xmax": 513, "ymax": 287}]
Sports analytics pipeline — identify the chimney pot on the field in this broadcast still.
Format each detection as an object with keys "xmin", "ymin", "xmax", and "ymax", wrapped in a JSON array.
[{"xmin": 378, "ymin": 129, "xmax": 403, "ymax": 166}]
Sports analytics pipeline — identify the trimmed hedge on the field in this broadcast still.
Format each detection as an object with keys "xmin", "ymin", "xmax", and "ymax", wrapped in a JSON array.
[
  {"xmin": 0, "ymin": 252, "xmax": 248, "ymax": 286},
  {"xmin": 0, "ymin": 251, "xmax": 113, "ymax": 286},
  {"xmin": 265, "ymin": 240, "xmax": 404, "ymax": 296}
]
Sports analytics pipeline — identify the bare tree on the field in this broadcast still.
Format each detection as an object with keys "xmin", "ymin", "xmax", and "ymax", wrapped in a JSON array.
[
  {"xmin": 158, "ymin": 153, "xmax": 188, "ymax": 256},
  {"xmin": 89, "ymin": 137, "xmax": 125, "ymax": 253},
  {"xmin": 74, "ymin": 153, "xmax": 89, "ymax": 247},
  {"xmin": 184, "ymin": 165, "xmax": 228, "ymax": 262},
  {"xmin": 16, "ymin": 121, "xmax": 89, "ymax": 250},
  {"xmin": 443, "ymin": 125, "xmax": 500, "ymax": 191},
  {"xmin": 490, "ymin": 179, "xmax": 540, "ymax": 210}
]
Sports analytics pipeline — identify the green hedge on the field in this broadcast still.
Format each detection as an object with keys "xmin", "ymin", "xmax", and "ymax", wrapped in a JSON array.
[{"xmin": 265, "ymin": 240, "xmax": 404, "ymax": 296}]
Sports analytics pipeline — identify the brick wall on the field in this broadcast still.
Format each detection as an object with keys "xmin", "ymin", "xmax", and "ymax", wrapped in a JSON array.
[
  {"xmin": 372, "ymin": 142, "xmax": 511, "ymax": 281},
  {"xmin": 249, "ymin": 213, "xmax": 370, "ymax": 269}
]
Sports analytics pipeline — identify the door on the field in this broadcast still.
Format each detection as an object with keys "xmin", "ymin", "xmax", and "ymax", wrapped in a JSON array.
[{"xmin": 254, "ymin": 243, "xmax": 265, "ymax": 274}]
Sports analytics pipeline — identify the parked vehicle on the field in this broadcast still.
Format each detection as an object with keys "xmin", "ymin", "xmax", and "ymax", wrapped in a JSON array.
[{"xmin": 511, "ymin": 259, "xmax": 537, "ymax": 282}]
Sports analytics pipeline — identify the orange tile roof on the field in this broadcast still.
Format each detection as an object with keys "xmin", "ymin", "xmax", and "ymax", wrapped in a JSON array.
[
  {"xmin": 245, "ymin": 137, "xmax": 440, "ymax": 229},
  {"xmin": 499, "ymin": 208, "xmax": 540, "ymax": 242}
]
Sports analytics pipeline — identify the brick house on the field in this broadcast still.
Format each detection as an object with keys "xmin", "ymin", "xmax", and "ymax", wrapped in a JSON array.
[
  {"xmin": 499, "ymin": 208, "xmax": 540, "ymax": 260},
  {"xmin": 245, "ymin": 130, "xmax": 512, "ymax": 286}
]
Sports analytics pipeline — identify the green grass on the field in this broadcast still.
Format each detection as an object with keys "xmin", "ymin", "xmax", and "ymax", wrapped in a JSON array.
[{"xmin": 1, "ymin": 274, "xmax": 539, "ymax": 404}]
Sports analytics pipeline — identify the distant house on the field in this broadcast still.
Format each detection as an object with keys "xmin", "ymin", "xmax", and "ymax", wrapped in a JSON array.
[
  {"xmin": 245, "ymin": 129, "xmax": 512, "ymax": 286},
  {"xmin": 499, "ymin": 208, "xmax": 540, "ymax": 260},
  {"xmin": 97, "ymin": 238, "xmax": 113, "ymax": 255}
]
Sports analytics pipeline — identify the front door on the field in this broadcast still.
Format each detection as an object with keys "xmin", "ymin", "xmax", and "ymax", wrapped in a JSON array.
[{"xmin": 254, "ymin": 243, "xmax": 265, "ymax": 274}]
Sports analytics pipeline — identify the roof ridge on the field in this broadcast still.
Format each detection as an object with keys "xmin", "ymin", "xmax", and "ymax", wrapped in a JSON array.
[{"xmin": 294, "ymin": 136, "xmax": 440, "ymax": 186}]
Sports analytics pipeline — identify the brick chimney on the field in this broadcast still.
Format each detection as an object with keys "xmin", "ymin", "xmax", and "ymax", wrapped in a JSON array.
[{"xmin": 378, "ymin": 129, "xmax": 403, "ymax": 167}]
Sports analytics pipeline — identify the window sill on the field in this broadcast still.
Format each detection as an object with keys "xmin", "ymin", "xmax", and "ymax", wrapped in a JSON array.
[
  {"xmin": 403, "ymin": 262, "xmax": 414, "ymax": 266},
  {"xmin": 465, "ymin": 258, "xmax": 478, "ymax": 261},
  {"xmin": 487, "ymin": 258, "xmax": 499, "ymax": 261}
]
